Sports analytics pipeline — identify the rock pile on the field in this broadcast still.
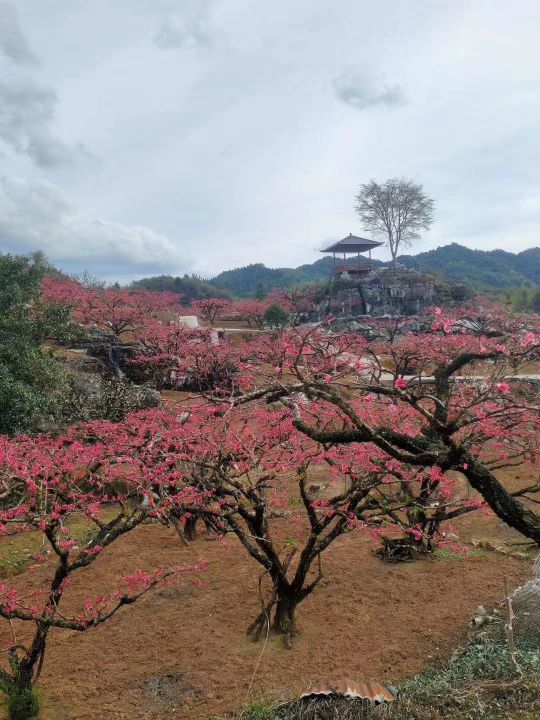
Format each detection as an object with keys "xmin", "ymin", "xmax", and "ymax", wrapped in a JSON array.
[{"xmin": 320, "ymin": 265, "xmax": 472, "ymax": 318}]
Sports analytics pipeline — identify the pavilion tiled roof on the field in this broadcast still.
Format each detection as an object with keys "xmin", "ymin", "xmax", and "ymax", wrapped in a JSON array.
[{"xmin": 321, "ymin": 234, "xmax": 384, "ymax": 253}]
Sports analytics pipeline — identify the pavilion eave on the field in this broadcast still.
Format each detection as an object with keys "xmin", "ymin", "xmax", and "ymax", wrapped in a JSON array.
[{"xmin": 321, "ymin": 234, "xmax": 384, "ymax": 254}]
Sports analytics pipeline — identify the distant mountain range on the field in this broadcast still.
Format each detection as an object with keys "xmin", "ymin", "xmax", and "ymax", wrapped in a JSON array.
[
  {"xmin": 208, "ymin": 243, "xmax": 539, "ymax": 297},
  {"xmin": 208, "ymin": 258, "xmax": 340, "ymax": 297},
  {"xmin": 397, "ymin": 243, "xmax": 540, "ymax": 289},
  {"xmin": 132, "ymin": 244, "xmax": 539, "ymax": 299}
]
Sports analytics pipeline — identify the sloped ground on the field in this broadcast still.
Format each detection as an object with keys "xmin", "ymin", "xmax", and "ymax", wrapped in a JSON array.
[{"xmin": 0, "ymin": 516, "xmax": 532, "ymax": 720}]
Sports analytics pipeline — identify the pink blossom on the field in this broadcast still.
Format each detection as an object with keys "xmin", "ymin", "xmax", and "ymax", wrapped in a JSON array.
[
  {"xmin": 58, "ymin": 539, "xmax": 77, "ymax": 551},
  {"xmin": 496, "ymin": 382, "xmax": 510, "ymax": 394},
  {"xmin": 429, "ymin": 466, "xmax": 444, "ymax": 483},
  {"xmin": 520, "ymin": 331, "xmax": 536, "ymax": 348},
  {"xmin": 84, "ymin": 545, "xmax": 103, "ymax": 557},
  {"xmin": 394, "ymin": 378, "xmax": 408, "ymax": 390},
  {"xmin": 407, "ymin": 526, "xmax": 423, "ymax": 541},
  {"xmin": 124, "ymin": 569, "xmax": 153, "ymax": 591}
]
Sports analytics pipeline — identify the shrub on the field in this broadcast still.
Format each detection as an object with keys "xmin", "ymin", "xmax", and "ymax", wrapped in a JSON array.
[
  {"xmin": 5, "ymin": 686, "xmax": 40, "ymax": 720},
  {"xmin": 0, "ymin": 254, "xmax": 73, "ymax": 434},
  {"xmin": 402, "ymin": 633, "xmax": 540, "ymax": 703},
  {"xmin": 59, "ymin": 373, "xmax": 161, "ymax": 424},
  {"xmin": 263, "ymin": 303, "xmax": 290, "ymax": 329}
]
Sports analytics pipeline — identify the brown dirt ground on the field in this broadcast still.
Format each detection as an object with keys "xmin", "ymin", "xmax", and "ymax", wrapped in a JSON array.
[
  {"xmin": 1, "ymin": 387, "xmax": 538, "ymax": 720},
  {"xmin": 0, "ymin": 498, "xmax": 534, "ymax": 720}
]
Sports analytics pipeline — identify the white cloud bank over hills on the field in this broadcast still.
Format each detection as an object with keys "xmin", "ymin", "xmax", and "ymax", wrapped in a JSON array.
[{"xmin": 0, "ymin": 177, "xmax": 191, "ymax": 281}]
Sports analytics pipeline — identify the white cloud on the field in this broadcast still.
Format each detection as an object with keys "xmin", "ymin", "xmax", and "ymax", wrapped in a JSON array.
[
  {"xmin": 0, "ymin": 0, "xmax": 538, "ymax": 278},
  {"xmin": 332, "ymin": 69, "xmax": 405, "ymax": 110},
  {"xmin": 0, "ymin": 77, "xmax": 88, "ymax": 167},
  {"xmin": 0, "ymin": 2, "xmax": 38, "ymax": 65},
  {"xmin": 154, "ymin": 1, "xmax": 213, "ymax": 49},
  {"xmin": 520, "ymin": 191, "xmax": 540, "ymax": 215},
  {"xmin": 0, "ymin": 177, "xmax": 192, "ymax": 281},
  {"xmin": 0, "ymin": 2, "xmax": 88, "ymax": 168},
  {"xmin": 155, "ymin": 17, "xmax": 212, "ymax": 49}
]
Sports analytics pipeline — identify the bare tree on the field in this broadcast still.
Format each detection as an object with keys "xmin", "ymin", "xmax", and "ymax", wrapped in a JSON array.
[{"xmin": 355, "ymin": 178, "xmax": 434, "ymax": 265}]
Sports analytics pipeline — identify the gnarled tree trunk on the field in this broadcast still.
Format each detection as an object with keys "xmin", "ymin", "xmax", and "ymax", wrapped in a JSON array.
[{"xmin": 272, "ymin": 584, "xmax": 298, "ymax": 636}]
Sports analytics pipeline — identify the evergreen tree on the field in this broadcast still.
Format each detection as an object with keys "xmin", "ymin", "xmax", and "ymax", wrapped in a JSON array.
[{"xmin": 0, "ymin": 254, "xmax": 71, "ymax": 434}]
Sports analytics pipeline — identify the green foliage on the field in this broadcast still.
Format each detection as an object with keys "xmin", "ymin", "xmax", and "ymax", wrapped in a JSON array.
[
  {"xmin": 210, "ymin": 260, "xmax": 339, "ymax": 298},
  {"xmin": 131, "ymin": 274, "xmax": 232, "ymax": 303},
  {"xmin": 264, "ymin": 303, "xmax": 290, "ymax": 328},
  {"xmin": 3, "ymin": 685, "xmax": 40, "ymax": 720},
  {"xmin": 386, "ymin": 633, "xmax": 540, "ymax": 720},
  {"xmin": 210, "ymin": 696, "xmax": 280, "ymax": 720},
  {"xmin": 531, "ymin": 286, "xmax": 540, "ymax": 312},
  {"xmin": 504, "ymin": 285, "xmax": 540, "ymax": 313},
  {"xmin": 402, "ymin": 633, "xmax": 540, "ymax": 702},
  {"xmin": 130, "ymin": 244, "xmax": 539, "ymax": 300},
  {"xmin": 398, "ymin": 243, "xmax": 540, "ymax": 289},
  {"xmin": 0, "ymin": 348, "xmax": 65, "ymax": 434},
  {"xmin": 255, "ymin": 282, "xmax": 268, "ymax": 299},
  {"xmin": 0, "ymin": 253, "xmax": 71, "ymax": 434},
  {"xmin": 477, "ymin": 284, "xmax": 540, "ymax": 313},
  {"xmin": 207, "ymin": 245, "xmax": 539, "ymax": 297},
  {"xmin": 240, "ymin": 699, "xmax": 277, "ymax": 720}
]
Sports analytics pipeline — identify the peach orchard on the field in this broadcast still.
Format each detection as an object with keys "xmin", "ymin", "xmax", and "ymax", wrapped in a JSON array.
[{"xmin": 0, "ymin": 280, "xmax": 539, "ymax": 708}]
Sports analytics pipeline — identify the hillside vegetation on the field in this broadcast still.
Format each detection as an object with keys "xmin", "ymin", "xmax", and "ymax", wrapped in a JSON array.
[
  {"xmin": 398, "ymin": 243, "xmax": 540, "ymax": 289},
  {"xmin": 131, "ymin": 274, "xmax": 232, "ymax": 303},
  {"xmin": 129, "ymin": 245, "xmax": 539, "ymax": 300},
  {"xmin": 208, "ymin": 259, "xmax": 340, "ymax": 297},
  {"xmin": 206, "ymin": 244, "xmax": 539, "ymax": 297}
]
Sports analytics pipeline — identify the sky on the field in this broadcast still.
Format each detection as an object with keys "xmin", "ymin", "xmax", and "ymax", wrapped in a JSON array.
[{"xmin": 0, "ymin": 0, "xmax": 539, "ymax": 283}]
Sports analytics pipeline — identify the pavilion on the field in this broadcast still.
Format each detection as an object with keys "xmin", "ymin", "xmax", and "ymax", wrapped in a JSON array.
[{"xmin": 321, "ymin": 233, "xmax": 383, "ymax": 281}]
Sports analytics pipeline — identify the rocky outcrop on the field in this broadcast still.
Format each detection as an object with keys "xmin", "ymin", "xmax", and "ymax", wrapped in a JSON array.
[
  {"xmin": 322, "ymin": 265, "xmax": 472, "ymax": 318},
  {"xmin": 59, "ymin": 349, "xmax": 161, "ymax": 425}
]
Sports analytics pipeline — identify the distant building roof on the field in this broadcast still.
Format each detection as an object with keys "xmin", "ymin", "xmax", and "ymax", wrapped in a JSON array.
[{"xmin": 321, "ymin": 233, "xmax": 384, "ymax": 254}]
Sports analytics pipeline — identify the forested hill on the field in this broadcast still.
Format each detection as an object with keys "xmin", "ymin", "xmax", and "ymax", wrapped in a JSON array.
[
  {"xmin": 131, "ymin": 274, "xmax": 232, "ymax": 303},
  {"xmin": 208, "ymin": 258, "xmax": 342, "ymax": 298},
  {"xmin": 208, "ymin": 244, "xmax": 538, "ymax": 296},
  {"xmin": 132, "ymin": 244, "xmax": 539, "ymax": 298},
  {"xmin": 132, "ymin": 262, "xmax": 337, "ymax": 300},
  {"xmin": 397, "ymin": 243, "xmax": 540, "ymax": 289}
]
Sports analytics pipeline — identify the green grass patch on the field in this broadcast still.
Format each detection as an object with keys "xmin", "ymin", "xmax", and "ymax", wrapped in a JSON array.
[
  {"xmin": 0, "ymin": 511, "xmax": 117, "ymax": 579},
  {"xmin": 4, "ymin": 686, "xmax": 40, "ymax": 720},
  {"xmin": 433, "ymin": 547, "xmax": 489, "ymax": 560}
]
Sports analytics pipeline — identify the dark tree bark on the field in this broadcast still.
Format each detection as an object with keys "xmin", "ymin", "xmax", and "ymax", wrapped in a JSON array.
[
  {"xmin": 286, "ymin": 380, "xmax": 540, "ymax": 547},
  {"xmin": 462, "ymin": 455, "xmax": 540, "ymax": 544},
  {"xmin": 272, "ymin": 587, "xmax": 298, "ymax": 636}
]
